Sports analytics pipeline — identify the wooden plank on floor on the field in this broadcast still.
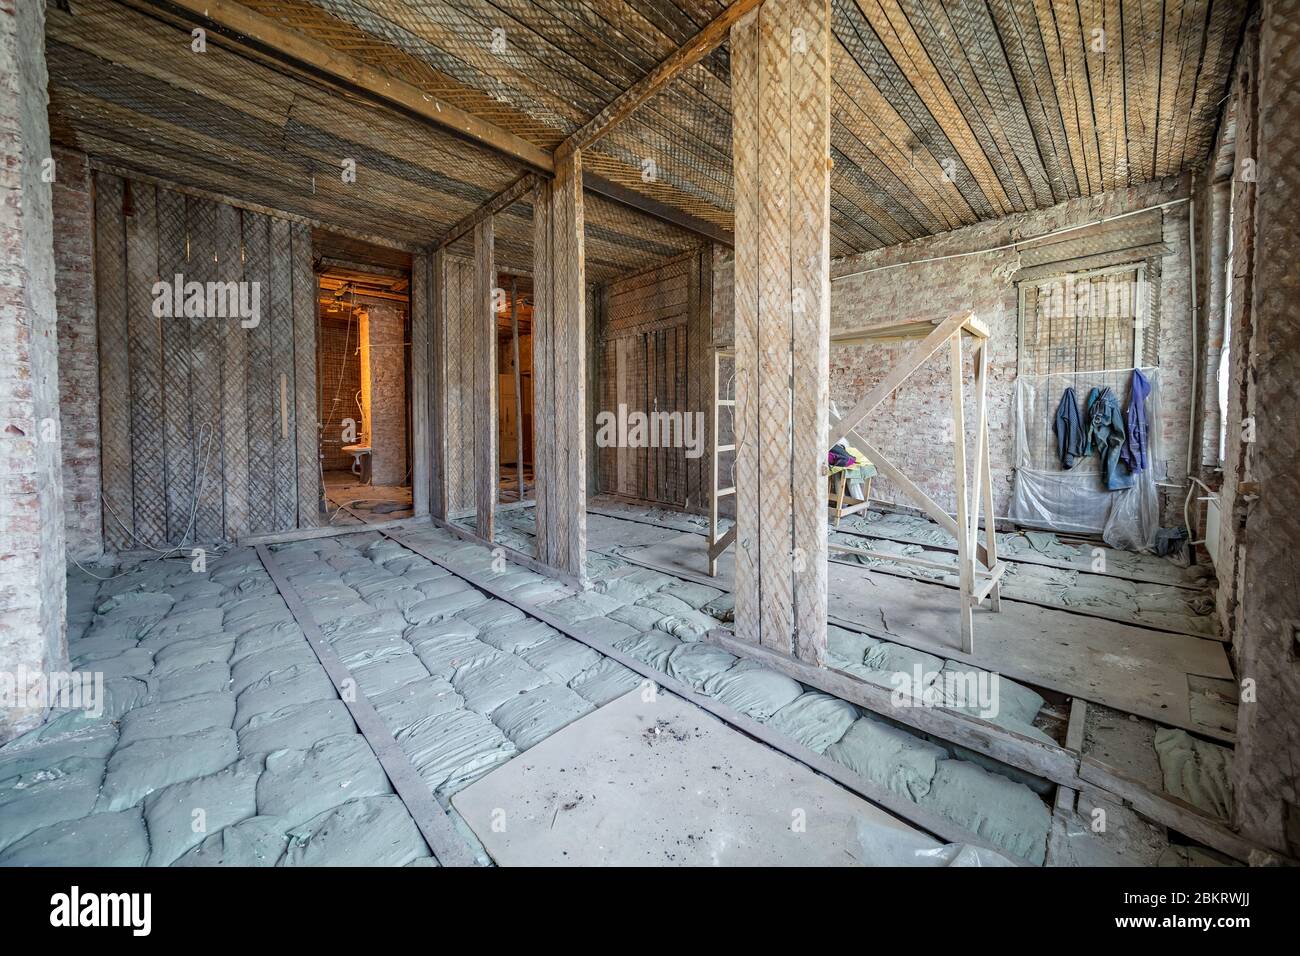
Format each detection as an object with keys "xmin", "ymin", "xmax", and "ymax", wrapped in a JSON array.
[
  {"xmin": 610, "ymin": 529, "xmax": 1233, "ymax": 739},
  {"xmin": 254, "ymin": 544, "xmax": 478, "ymax": 867},
  {"xmin": 378, "ymin": 527, "xmax": 1033, "ymax": 864}
]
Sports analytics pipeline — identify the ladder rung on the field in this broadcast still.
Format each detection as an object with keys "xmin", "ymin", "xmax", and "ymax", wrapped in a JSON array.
[
  {"xmin": 716, "ymin": 486, "xmax": 736, "ymax": 496},
  {"xmin": 717, "ymin": 399, "xmax": 736, "ymax": 407},
  {"xmin": 715, "ymin": 444, "xmax": 736, "ymax": 453}
]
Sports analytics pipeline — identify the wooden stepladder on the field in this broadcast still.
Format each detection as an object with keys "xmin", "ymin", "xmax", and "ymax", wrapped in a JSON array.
[{"xmin": 707, "ymin": 346, "xmax": 736, "ymax": 576}]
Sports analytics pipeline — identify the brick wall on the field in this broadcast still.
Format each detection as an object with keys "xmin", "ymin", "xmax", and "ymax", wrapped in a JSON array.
[
  {"xmin": 360, "ymin": 297, "xmax": 407, "ymax": 486},
  {"xmin": 317, "ymin": 311, "xmax": 362, "ymax": 472},
  {"xmin": 713, "ymin": 177, "xmax": 1196, "ymax": 525},
  {"xmin": 0, "ymin": 0, "xmax": 67, "ymax": 741},
  {"xmin": 51, "ymin": 146, "xmax": 100, "ymax": 561}
]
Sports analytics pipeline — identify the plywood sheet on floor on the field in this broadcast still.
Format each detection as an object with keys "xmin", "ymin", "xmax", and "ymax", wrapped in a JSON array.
[
  {"xmin": 452, "ymin": 690, "xmax": 940, "ymax": 866},
  {"xmin": 614, "ymin": 532, "xmax": 1233, "ymax": 738}
]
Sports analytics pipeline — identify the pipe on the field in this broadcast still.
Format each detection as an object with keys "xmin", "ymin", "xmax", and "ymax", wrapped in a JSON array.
[
  {"xmin": 831, "ymin": 197, "xmax": 1191, "ymax": 282},
  {"xmin": 1187, "ymin": 196, "xmax": 1199, "ymax": 478}
]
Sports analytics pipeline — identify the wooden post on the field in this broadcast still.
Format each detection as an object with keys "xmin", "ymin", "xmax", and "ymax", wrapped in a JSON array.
[
  {"xmin": 729, "ymin": 0, "xmax": 831, "ymax": 665},
  {"xmin": 530, "ymin": 151, "xmax": 588, "ymax": 579},
  {"xmin": 473, "ymin": 218, "xmax": 497, "ymax": 540},
  {"xmin": 510, "ymin": 275, "xmax": 525, "ymax": 501},
  {"xmin": 410, "ymin": 252, "xmax": 432, "ymax": 517},
  {"xmin": 950, "ymin": 334, "xmax": 974, "ymax": 653},
  {"xmin": 976, "ymin": 340, "xmax": 1001, "ymax": 610}
]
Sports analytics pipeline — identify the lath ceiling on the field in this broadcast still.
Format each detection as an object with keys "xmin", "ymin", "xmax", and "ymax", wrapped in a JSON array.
[{"xmin": 47, "ymin": 0, "xmax": 1248, "ymax": 268}]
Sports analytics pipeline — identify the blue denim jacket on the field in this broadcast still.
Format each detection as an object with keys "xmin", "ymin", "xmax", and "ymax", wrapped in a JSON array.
[{"xmin": 1086, "ymin": 386, "xmax": 1135, "ymax": 490}]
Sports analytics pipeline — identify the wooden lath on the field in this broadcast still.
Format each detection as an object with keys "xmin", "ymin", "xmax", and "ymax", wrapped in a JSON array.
[{"xmin": 52, "ymin": 0, "xmax": 1249, "ymax": 261}]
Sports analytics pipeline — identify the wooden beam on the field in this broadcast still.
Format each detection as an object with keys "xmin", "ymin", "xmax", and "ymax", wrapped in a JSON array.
[
  {"xmin": 436, "ymin": 173, "xmax": 535, "ymax": 249},
  {"xmin": 557, "ymin": 0, "xmax": 766, "ymax": 156},
  {"xmin": 728, "ymin": 0, "xmax": 830, "ymax": 663},
  {"xmin": 255, "ymin": 545, "xmax": 478, "ymax": 866},
  {"xmin": 381, "ymin": 528, "xmax": 1031, "ymax": 863},
  {"xmin": 139, "ymin": 0, "xmax": 554, "ymax": 173},
  {"xmin": 473, "ymin": 218, "xmax": 497, "ymax": 540},
  {"xmin": 132, "ymin": 2, "xmax": 732, "ymax": 252},
  {"xmin": 581, "ymin": 172, "xmax": 734, "ymax": 248}
]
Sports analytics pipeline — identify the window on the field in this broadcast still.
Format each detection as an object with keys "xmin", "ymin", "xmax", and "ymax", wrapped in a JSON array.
[{"xmin": 1018, "ymin": 264, "xmax": 1148, "ymax": 377}]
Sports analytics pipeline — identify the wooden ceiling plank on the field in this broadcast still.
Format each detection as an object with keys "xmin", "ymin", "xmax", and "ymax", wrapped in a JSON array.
[
  {"xmin": 905, "ymin": 0, "xmax": 1034, "ymax": 211},
  {"xmin": 1122, "ymin": 0, "xmax": 1164, "ymax": 181},
  {"xmin": 830, "ymin": 42, "xmax": 965, "ymax": 230},
  {"xmin": 133, "ymin": 0, "xmax": 556, "ymax": 172},
  {"xmin": 558, "ymin": 0, "xmax": 764, "ymax": 156},
  {"xmin": 988, "ymin": 0, "xmax": 1081, "ymax": 200},
  {"xmin": 1166, "ymin": 0, "xmax": 1212, "ymax": 176},
  {"xmin": 1047, "ymin": 0, "xmax": 1106, "ymax": 193},
  {"xmin": 943, "ymin": 0, "xmax": 1056, "ymax": 206},
  {"xmin": 862, "ymin": 0, "xmax": 1013, "ymax": 216},
  {"xmin": 1182, "ymin": 0, "xmax": 1247, "ymax": 172}
]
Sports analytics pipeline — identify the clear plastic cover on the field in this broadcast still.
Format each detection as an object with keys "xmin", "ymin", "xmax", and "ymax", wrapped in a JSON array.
[{"xmin": 1010, "ymin": 367, "xmax": 1162, "ymax": 552}]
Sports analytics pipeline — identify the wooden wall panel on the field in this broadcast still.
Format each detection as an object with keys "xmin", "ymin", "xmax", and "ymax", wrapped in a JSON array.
[
  {"xmin": 125, "ymin": 183, "xmax": 165, "ymax": 545},
  {"xmin": 217, "ymin": 202, "xmax": 250, "ymax": 539},
  {"xmin": 91, "ymin": 172, "xmax": 317, "ymax": 548},
  {"xmin": 268, "ymin": 218, "xmax": 300, "ymax": 530},
  {"xmin": 94, "ymin": 174, "xmax": 132, "ymax": 551},
  {"xmin": 531, "ymin": 153, "xmax": 588, "ymax": 578},
  {"xmin": 729, "ymin": 0, "xmax": 831, "ymax": 664},
  {"xmin": 593, "ymin": 248, "xmax": 712, "ymax": 511},
  {"xmin": 290, "ymin": 222, "xmax": 318, "ymax": 528},
  {"xmin": 439, "ymin": 253, "xmax": 480, "ymax": 516}
]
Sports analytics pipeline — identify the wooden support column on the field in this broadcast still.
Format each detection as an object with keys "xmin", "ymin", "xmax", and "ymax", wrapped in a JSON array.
[
  {"xmin": 430, "ymin": 248, "xmax": 449, "ymax": 519},
  {"xmin": 473, "ymin": 218, "xmax": 497, "ymax": 539},
  {"xmin": 729, "ymin": 0, "xmax": 831, "ymax": 665},
  {"xmin": 531, "ymin": 151, "xmax": 588, "ymax": 579},
  {"xmin": 1230, "ymin": 0, "xmax": 1300, "ymax": 859},
  {"xmin": 410, "ymin": 251, "xmax": 432, "ymax": 517}
]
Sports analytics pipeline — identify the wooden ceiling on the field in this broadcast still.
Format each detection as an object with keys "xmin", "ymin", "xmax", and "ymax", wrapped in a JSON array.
[{"xmin": 46, "ymin": 0, "xmax": 1248, "ymax": 269}]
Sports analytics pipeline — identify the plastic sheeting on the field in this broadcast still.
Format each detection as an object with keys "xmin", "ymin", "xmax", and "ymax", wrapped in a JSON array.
[{"xmin": 1010, "ymin": 367, "xmax": 1162, "ymax": 550}]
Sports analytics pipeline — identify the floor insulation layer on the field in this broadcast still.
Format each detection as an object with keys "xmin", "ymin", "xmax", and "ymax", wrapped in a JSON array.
[{"xmin": 453, "ymin": 689, "xmax": 989, "ymax": 866}]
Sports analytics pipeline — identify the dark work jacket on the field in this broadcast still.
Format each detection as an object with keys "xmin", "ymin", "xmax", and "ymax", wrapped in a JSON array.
[
  {"xmin": 1120, "ymin": 368, "xmax": 1151, "ymax": 473},
  {"xmin": 1086, "ymin": 386, "xmax": 1135, "ymax": 490},
  {"xmin": 1053, "ymin": 388, "xmax": 1087, "ymax": 469}
]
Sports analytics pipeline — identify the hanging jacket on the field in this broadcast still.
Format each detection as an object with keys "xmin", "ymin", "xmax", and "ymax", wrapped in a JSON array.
[
  {"xmin": 1086, "ymin": 386, "xmax": 1135, "ymax": 490},
  {"xmin": 1053, "ymin": 387, "xmax": 1087, "ymax": 469},
  {"xmin": 1119, "ymin": 368, "xmax": 1151, "ymax": 473}
]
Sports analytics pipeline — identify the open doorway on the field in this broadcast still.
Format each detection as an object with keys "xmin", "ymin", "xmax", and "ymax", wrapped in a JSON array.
[
  {"xmin": 498, "ymin": 273, "xmax": 533, "ymax": 503},
  {"xmin": 316, "ymin": 254, "xmax": 414, "ymax": 522}
]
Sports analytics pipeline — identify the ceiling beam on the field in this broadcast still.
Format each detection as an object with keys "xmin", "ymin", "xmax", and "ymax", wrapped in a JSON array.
[
  {"xmin": 133, "ymin": 0, "xmax": 732, "ymax": 248},
  {"xmin": 556, "ymin": 0, "xmax": 765, "ymax": 158},
  {"xmin": 436, "ymin": 173, "xmax": 536, "ymax": 248},
  {"xmin": 583, "ymin": 172, "xmax": 734, "ymax": 248},
  {"xmin": 139, "ymin": 0, "xmax": 554, "ymax": 173}
]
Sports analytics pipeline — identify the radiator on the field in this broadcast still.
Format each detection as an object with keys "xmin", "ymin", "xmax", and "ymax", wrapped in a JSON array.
[{"xmin": 1204, "ymin": 494, "xmax": 1222, "ymax": 568}]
